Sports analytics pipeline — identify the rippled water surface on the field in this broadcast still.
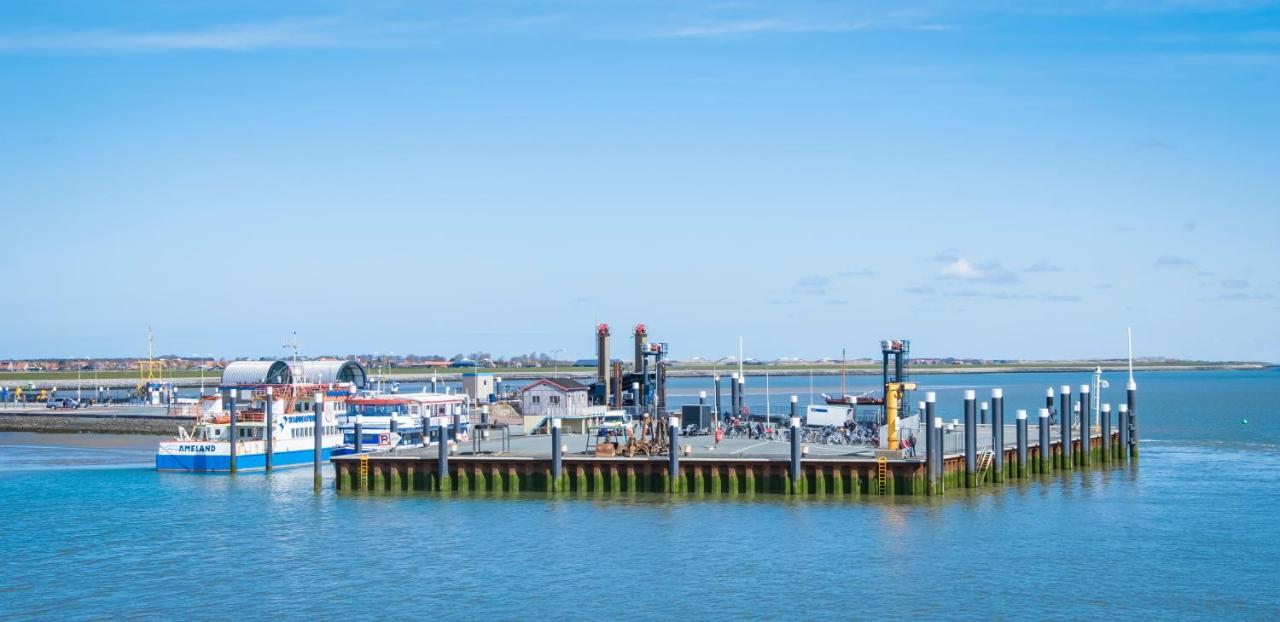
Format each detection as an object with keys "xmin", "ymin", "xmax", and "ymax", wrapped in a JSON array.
[{"xmin": 3, "ymin": 370, "xmax": 1278, "ymax": 620}]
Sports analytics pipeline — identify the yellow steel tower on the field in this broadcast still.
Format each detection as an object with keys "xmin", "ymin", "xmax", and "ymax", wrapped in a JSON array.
[{"xmin": 885, "ymin": 381, "xmax": 918, "ymax": 451}]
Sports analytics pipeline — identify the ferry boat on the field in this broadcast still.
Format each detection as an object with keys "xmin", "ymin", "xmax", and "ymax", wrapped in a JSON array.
[
  {"xmin": 155, "ymin": 383, "xmax": 348, "ymax": 472},
  {"xmin": 334, "ymin": 392, "xmax": 469, "ymax": 455}
]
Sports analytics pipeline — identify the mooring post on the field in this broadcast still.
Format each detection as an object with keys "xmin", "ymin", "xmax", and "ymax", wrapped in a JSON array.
[
  {"xmin": 1127, "ymin": 379, "xmax": 1138, "ymax": 459},
  {"xmin": 729, "ymin": 373, "xmax": 739, "ymax": 420},
  {"xmin": 928, "ymin": 412, "xmax": 942, "ymax": 495},
  {"xmin": 264, "ymin": 387, "xmax": 274, "ymax": 471},
  {"xmin": 1078, "ymin": 384, "xmax": 1091, "ymax": 466},
  {"xmin": 789, "ymin": 396, "xmax": 801, "ymax": 494},
  {"xmin": 437, "ymin": 415, "xmax": 449, "ymax": 490},
  {"xmin": 1118, "ymin": 404, "xmax": 1130, "ymax": 462},
  {"xmin": 668, "ymin": 415, "xmax": 680, "ymax": 493},
  {"xmin": 313, "ymin": 391, "xmax": 323, "ymax": 492},
  {"xmin": 1016, "ymin": 409, "xmax": 1028, "ymax": 478},
  {"xmin": 551, "ymin": 417, "xmax": 563, "ymax": 492},
  {"xmin": 925, "ymin": 390, "xmax": 937, "ymax": 459},
  {"xmin": 1059, "ymin": 385, "xmax": 1072, "ymax": 470},
  {"xmin": 1100, "ymin": 403, "xmax": 1111, "ymax": 464},
  {"xmin": 964, "ymin": 390, "xmax": 976, "ymax": 488},
  {"xmin": 980, "ymin": 401, "xmax": 988, "ymax": 425},
  {"xmin": 354, "ymin": 413, "xmax": 363, "ymax": 454},
  {"xmin": 1045, "ymin": 387, "xmax": 1055, "ymax": 420},
  {"xmin": 991, "ymin": 389, "xmax": 1005, "ymax": 482},
  {"xmin": 1039, "ymin": 408, "xmax": 1051, "ymax": 474},
  {"xmin": 737, "ymin": 375, "xmax": 746, "ymax": 421},
  {"xmin": 389, "ymin": 412, "xmax": 398, "ymax": 449},
  {"xmin": 713, "ymin": 374, "xmax": 722, "ymax": 421},
  {"xmin": 227, "ymin": 389, "xmax": 238, "ymax": 473}
]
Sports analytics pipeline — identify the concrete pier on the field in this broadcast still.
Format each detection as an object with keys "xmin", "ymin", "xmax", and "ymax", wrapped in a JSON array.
[{"xmin": 331, "ymin": 381, "xmax": 1127, "ymax": 499}]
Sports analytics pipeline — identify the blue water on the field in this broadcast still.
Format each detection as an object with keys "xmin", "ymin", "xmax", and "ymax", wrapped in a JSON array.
[{"xmin": 3, "ymin": 370, "xmax": 1278, "ymax": 619}]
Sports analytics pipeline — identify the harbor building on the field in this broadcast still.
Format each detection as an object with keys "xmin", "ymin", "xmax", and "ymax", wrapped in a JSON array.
[
  {"xmin": 519, "ymin": 378, "xmax": 603, "ymax": 433},
  {"xmin": 463, "ymin": 372, "xmax": 496, "ymax": 403}
]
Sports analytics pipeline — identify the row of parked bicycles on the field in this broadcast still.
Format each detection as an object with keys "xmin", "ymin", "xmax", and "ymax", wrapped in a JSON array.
[{"xmin": 714, "ymin": 420, "xmax": 881, "ymax": 447}]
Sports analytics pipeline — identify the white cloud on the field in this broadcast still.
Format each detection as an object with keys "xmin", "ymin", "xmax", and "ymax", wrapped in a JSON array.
[{"xmin": 937, "ymin": 258, "xmax": 1020, "ymax": 285}]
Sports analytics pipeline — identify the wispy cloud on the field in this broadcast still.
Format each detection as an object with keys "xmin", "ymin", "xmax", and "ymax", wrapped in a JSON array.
[
  {"xmin": 838, "ymin": 268, "xmax": 877, "ymax": 278},
  {"xmin": 1220, "ymin": 292, "xmax": 1274, "ymax": 301},
  {"xmin": 937, "ymin": 258, "xmax": 1020, "ymax": 285},
  {"xmin": 791, "ymin": 275, "xmax": 830, "ymax": 296},
  {"xmin": 1221, "ymin": 278, "xmax": 1251, "ymax": 289},
  {"xmin": 930, "ymin": 248, "xmax": 961, "ymax": 263},
  {"xmin": 1154, "ymin": 254, "xmax": 1194, "ymax": 267},
  {"xmin": 904, "ymin": 285, "xmax": 935, "ymax": 295},
  {"xmin": 0, "ymin": 19, "xmax": 344, "ymax": 52},
  {"xmin": 1023, "ymin": 260, "xmax": 1063, "ymax": 273},
  {"xmin": 652, "ymin": 19, "xmax": 871, "ymax": 38},
  {"xmin": 940, "ymin": 289, "xmax": 1079, "ymax": 302},
  {"xmin": 1135, "ymin": 137, "xmax": 1174, "ymax": 151}
]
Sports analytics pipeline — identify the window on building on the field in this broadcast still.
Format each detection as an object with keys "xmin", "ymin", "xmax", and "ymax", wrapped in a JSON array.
[
  {"xmin": 550, "ymin": 395, "xmax": 560, "ymax": 405},
  {"xmin": 532, "ymin": 396, "xmax": 540, "ymax": 404}
]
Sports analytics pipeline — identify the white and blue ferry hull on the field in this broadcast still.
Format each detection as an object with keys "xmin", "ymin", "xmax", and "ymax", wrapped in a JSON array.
[{"xmin": 156, "ymin": 441, "xmax": 337, "ymax": 473}]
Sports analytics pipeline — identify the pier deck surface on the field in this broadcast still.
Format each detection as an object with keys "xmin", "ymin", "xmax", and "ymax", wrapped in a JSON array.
[{"xmin": 368, "ymin": 424, "xmax": 1091, "ymax": 463}]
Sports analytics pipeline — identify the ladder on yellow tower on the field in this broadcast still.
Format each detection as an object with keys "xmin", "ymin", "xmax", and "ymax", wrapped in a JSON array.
[
  {"xmin": 876, "ymin": 457, "xmax": 888, "ymax": 495},
  {"xmin": 358, "ymin": 454, "xmax": 369, "ymax": 489}
]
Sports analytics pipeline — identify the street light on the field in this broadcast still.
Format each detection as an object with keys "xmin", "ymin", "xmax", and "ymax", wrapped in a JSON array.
[
  {"xmin": 196, "ymin": 353, "xmax": 205, "ymax": 396},
  {"xmin": 550, "ymin": 349, "xmax": 566, "ymax": 378},
  {"xmin": 76, "ymin": 356, "xmax": 83, "ymax": 402}
]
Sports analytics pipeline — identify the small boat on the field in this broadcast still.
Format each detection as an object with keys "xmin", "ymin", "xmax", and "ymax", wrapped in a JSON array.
[
  {"xmin": 823, "ymin": 393, "xmax": 884, "ymax": 406},
  {"xmin": 333, "ymin": 392, "xmax": 468, "ymax": 455},
  {"xmin": 156, "ymin": 384, "xmax": 347, "ymax": 472}
]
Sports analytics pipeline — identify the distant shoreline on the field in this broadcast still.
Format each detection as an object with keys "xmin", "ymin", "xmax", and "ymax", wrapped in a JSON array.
[{"xmin": 0, "ymin": 362, "xmax": 1268, "ymax": 389}]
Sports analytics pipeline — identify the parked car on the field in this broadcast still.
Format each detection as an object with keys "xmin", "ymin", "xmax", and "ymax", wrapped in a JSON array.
[{"xmin": 46, "ymin": 397, "xmax": 81, "ymax": 409}]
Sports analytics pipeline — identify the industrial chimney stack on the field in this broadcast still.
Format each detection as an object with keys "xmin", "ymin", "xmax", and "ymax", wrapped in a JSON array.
[
  {"xmin": 633, "ymin": 324, "xmax": 648, "ymax": 372},
  {"xmin": 596, "ymin": 323, "xmax": 611, "ymax": 406}
]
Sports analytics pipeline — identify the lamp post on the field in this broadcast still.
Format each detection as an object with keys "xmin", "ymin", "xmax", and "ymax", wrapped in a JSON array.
[
  {"xmin": 76, "ymin": 356, "xmax": 83, "ymax": 402},
  {"xmin": 551, "ymin": 348, "xmax": 566, "ymax": 378},
  {"xmin": 196, "ymin": 353, "xmax": 204, "ymax": 397}
]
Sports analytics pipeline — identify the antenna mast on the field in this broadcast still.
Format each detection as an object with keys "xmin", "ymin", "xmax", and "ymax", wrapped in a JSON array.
[
  {"xmin": 284, "ymin": 332, "xmax": 300, "ymax": 385},
  {"xmin": 1127, "ymin": 327, "xmax": 1135, "ymax": 386}
]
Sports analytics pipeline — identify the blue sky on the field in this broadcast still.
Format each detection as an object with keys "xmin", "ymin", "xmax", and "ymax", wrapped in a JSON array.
[{"xmin": 1, "ymin": 1, "xmax": 1277, "ymax": 362}]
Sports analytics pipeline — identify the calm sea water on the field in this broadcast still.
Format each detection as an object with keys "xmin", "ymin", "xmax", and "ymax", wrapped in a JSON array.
[{"xmin": 3, "ymin": 370, "xmax": 1278, "ymax": 620}]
